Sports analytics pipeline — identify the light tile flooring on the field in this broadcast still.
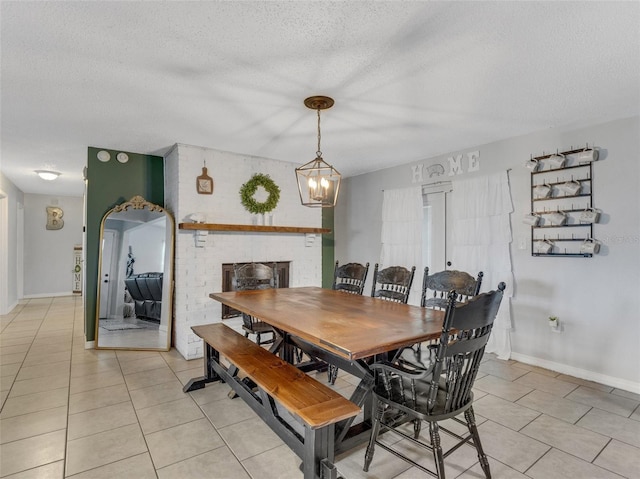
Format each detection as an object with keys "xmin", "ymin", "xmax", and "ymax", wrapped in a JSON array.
[{"xmin": 1, "ymin": 296, "xmax": 639, "ymax": 478}]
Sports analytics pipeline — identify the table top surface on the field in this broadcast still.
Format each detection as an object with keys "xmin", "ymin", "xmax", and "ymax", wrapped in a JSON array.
[{"xmin": 210, "ymin": 287, "xmax": 444, "ymax": 360}]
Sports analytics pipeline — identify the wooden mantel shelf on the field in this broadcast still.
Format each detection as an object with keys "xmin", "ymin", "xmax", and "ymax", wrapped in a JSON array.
[{"xmin": 178, "ymin": 223, "xmax": 331, "ymax": 234}]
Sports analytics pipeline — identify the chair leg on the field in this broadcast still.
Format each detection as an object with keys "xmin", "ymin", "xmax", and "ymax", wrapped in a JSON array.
[
  {"xmin": 429, "ymin": 421, "xmax": 446, "ymax": 478},
  {"xmin": 413, "ymin": 344, "xmax": 422, "ymax": 362},
  {"xmin": 363, "ymin": 396, "xmax": 384, "ymax": 472},
  {"xmin": 465, "ymin": 407, "xmax": 491, "ymax": 478},
  {"xmin": 413, "ymin": 418, "xmax": 422, "ymax": 439},
  {"xmin": 327, "ymin": 365, "xmax": 338, "ymax": 385}
]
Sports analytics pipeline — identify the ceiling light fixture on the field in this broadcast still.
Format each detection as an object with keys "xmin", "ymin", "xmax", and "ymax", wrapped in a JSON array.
[
  {"xmin": 35, "ymin": 170, "xmax": 61, "ymax": 181},
  {"xmin": 295, "ymin": 96, "xmax": 341, "ymax": 208}
]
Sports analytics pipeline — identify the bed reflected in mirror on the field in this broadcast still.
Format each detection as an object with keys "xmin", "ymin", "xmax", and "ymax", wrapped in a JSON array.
[{"xmin": 95, "ymin": 195, "xmax": 174, "ymax": 351}]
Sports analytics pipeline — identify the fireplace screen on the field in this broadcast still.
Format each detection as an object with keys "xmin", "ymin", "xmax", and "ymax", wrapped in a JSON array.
[{"xmin": 221, "ymin": 261, "xmax": 291, "ymax": 318}]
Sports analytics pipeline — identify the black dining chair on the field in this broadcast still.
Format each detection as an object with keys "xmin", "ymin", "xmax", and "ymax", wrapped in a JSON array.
[
  {"xmin": 326, "ymin": 261, "xmax": 370, "ymax": 384},
  {"xmin": 408, "ymin": 267, "xmax": 484, "ymax": 363},
  {"xmin": 332, "ymin": 261, "xmax": 369, "ymax": 295},
  {"xmin": 363, "ymin": 282, "xmax": 506, "ymax": 478},
  {"xmin": 233, "ymin": 262, "xmax": 278, "ymax": 346},
  {"xmin": 370, "ymin": 264, "xmax": 416, "ymax": 304},
  {"xmin": 421, "ymin": 267, "xmax": 483, "ymax": 309}
]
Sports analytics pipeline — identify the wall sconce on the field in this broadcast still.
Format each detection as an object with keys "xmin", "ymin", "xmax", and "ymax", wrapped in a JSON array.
[
  {"xmin": 35, "ymin": 170, "xmax": 61, "ymax": 181},
  {"xmin": 295, "ymin": 96, "xmax": 341, "ymax": 207}
]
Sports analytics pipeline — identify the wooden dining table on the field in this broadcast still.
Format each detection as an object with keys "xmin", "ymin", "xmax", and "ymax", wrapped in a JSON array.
[{"xmin": 186, "ymin": 286, "xmax": 445, "ymax": 455}]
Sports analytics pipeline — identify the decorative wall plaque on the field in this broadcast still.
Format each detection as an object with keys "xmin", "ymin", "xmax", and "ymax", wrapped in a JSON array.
[
  {"xmin": 197, "ymin": 166, "xmax": 214, "ymax": 194},
  {"xmin": 46, "ymin": 206, "xmax": 64, "ymax": 230}
]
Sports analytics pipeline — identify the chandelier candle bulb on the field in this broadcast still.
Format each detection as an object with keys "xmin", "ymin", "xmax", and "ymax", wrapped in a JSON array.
[{"xmin": 308, "ymin": 177, "xmax": 330, "ymax": 201}]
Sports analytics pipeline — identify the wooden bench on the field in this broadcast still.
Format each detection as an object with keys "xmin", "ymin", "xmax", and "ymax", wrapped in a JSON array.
[{"xmin": 186, "ymin": 323, "xmax": 360, "ymax": 479}]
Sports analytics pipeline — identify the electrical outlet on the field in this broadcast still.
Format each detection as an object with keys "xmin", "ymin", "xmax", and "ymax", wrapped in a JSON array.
[{"xmin": 518, "ymin": 237, "xmax": 527, "ymax": 250}]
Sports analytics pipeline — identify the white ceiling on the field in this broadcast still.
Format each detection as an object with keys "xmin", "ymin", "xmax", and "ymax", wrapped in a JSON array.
[{"xmin": 2, "ymin": 1, "xmax": 639, "ymax": 197}]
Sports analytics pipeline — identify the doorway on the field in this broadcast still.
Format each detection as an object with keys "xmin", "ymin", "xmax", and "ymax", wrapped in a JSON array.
[
  {"xmin": 99, "ymin": 230, "xmax": 116, "ymax": 318},
  {"xmin": 0, "ymin": 190, "xmax": 7, "ymax": 314},
  {"xmin": 422, "ymin": 182, "xmax": 453, "ymax": 273}
]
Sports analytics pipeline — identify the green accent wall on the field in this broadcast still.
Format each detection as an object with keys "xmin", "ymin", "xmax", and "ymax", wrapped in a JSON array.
[
  {"xmin": 85, "ymin": 147, "xmax": 164, "ymax": 342},
  {"xmin": 321, "ymin": 207, "xmax": 335, "ymax": 288}
]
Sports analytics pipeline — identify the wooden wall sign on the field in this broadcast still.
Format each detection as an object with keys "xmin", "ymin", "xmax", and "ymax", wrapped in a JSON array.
[
  {"xmin": 197, "ymin": 166, "xmax": 214, "ymax": 194},
  {"xmin": 73, "ymin": 245, "xmax": 82, "ymax": 294}
]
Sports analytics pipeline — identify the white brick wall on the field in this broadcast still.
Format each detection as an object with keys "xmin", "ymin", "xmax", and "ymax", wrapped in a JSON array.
[{"xmin": 164, "ymin": 144, "xmax": 322, "ymax": 359}]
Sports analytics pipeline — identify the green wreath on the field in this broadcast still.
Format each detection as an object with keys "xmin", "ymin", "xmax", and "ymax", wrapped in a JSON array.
[{"xmin": 239, "ymin": 173, "xmax": 280, "ymax": 214}]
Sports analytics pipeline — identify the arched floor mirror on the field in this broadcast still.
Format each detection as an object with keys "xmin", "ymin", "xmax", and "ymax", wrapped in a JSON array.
[{"xmin": 95, "ymin": 195, "xmax": 174, "ymax": 351}]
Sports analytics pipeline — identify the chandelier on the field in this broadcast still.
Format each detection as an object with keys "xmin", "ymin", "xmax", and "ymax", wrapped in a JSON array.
[{"xmin": 295, "ymin": 96, "xmax": 341, "ymax": 207}]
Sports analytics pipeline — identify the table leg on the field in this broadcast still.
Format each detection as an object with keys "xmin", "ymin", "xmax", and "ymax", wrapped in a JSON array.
[
  {"xmin": 274, "ymin": 329, "xmax": 311, "ymax": 366},
  {"xmin": 303, "ymin": 424, "xmax": 335, "ymax": 479},
  {"xmin": 288, "ymin": 337, "xmax": 376, "ymax": 452},
  {"xmin": 281, "ymin": 331, "xmax": 297, "ymax": 364},
  {"xmin": 183, "ymin": 343, "xmax": 222, "ymax": 392},
  {"xmin": 204, "ymin": 351, "xmax": 337, "ymax": 479}
]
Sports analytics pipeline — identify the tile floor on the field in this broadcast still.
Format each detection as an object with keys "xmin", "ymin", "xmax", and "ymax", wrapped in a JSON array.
[{"xmin": 1, "ymin": 296, "xmax": 639, "ymax": 478}]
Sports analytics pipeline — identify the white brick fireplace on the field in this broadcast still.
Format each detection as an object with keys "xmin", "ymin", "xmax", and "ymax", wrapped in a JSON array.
[{"xmin": 164, "ymin": 144, "xmax": 323, "ymax": 359}]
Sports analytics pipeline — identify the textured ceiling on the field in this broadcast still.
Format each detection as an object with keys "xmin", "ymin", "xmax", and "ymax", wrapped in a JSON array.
[{"xmin": 1, "ymin": 1, "xmax": 639, "ymax": 197}]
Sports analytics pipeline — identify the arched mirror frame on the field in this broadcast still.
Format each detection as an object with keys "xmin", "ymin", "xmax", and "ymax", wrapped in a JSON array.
[{"xmin": 95, "ymin": 195, "xmax": 174, "ymax": 351}]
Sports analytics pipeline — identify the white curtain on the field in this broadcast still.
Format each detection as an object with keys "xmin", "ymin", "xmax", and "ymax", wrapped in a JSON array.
[
  {"xmin": 450, "ymin": 171, "xmax": 514, "ymax": 359},
  {"xmin": 380, "ymin": 186, "xmax": 423, "ymax": 305}
]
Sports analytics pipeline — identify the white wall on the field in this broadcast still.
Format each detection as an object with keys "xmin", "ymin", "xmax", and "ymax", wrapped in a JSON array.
[
  {"xmin": 165, "ymin": 144, "xmax": 323, "ymax": 359},
  {"xmin": 336, "ymin": 116, "xmax": 640, "ymax": 392},
  {"xmin": 23, "ymin": 194, "xmax": 84, "ymax": 297},
  {"xmin": 0, "ymin": 172, "xmax": 24, "ymax": 313},
  {"xmin": 125, "ymin": 220, "xmax": 166, "ymax": 274}
]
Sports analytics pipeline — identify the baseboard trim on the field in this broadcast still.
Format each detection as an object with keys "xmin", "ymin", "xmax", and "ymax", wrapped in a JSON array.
[
  {"xmin": 23, "ymin": 292, "xmax": 74, "ymax": 299},
  {"xmin": 84, "ymin": 340, "xmax": 95, "ymax": 349},
  {"xmin": 510, "ymin": 352, "xmax": 640, "ymax": 394},
  {"xmin": 4, "ymin": 300, "xmax": 18, "ymax": 314}
]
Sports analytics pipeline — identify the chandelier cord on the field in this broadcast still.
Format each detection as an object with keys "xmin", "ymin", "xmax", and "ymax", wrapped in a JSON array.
[{"xmin": 316, "ymin": 108, "xmax": 322, "ymax": 158}]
